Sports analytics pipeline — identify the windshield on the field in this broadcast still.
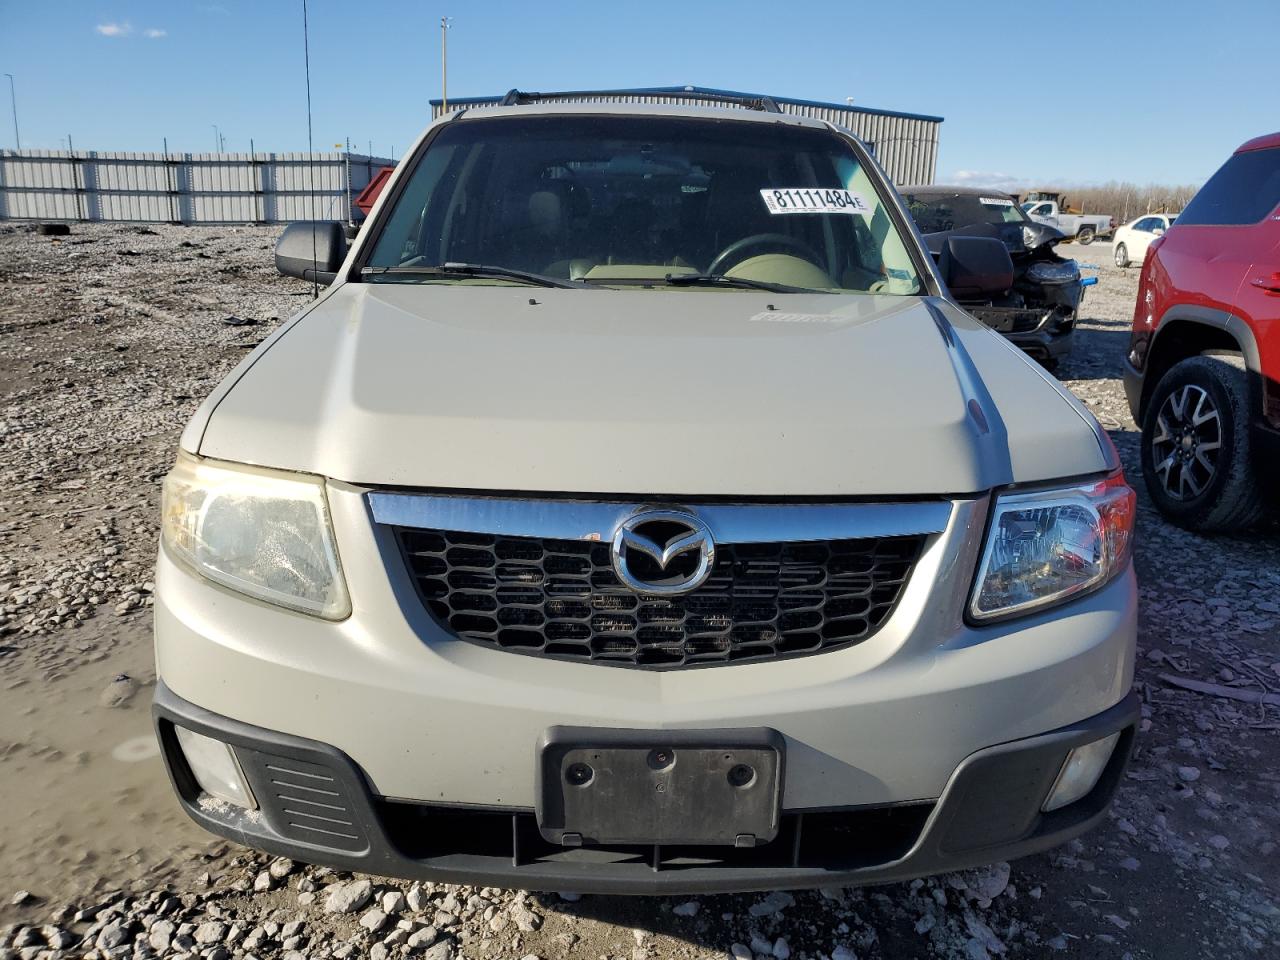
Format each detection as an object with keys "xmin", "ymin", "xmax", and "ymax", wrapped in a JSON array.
[
  {"xmin": 365, "ymin": 115, "xmax": 924, "ymax": 295},
  {"xmin": 904, "ymin": 192, "xmax": 1029, "ymax": 233}
]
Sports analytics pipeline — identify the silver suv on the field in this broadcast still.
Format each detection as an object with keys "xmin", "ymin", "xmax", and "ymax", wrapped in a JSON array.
[{"xmin": 154, "ymin": 92, "xmax": 1139, "ymax": 894}]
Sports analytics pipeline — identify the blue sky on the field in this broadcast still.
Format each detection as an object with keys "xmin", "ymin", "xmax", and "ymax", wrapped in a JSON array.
[{"xmin": 1, "ymin": 0, "xmax": 1274, "ymax": 188}]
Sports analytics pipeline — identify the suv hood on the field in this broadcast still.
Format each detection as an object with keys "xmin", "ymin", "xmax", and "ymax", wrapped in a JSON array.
[{"xmin": 192, "ymin": 284, "xmax": 1111, "ymax": 496}]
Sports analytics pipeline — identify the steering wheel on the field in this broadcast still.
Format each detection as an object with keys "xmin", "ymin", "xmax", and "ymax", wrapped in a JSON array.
[{"xmin": 706, "ymin": 233, "xmax": 825, "ymax": 276}]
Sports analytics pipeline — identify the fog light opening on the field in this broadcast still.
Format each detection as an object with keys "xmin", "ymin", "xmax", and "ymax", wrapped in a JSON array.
[
  {"xmin": 174, "ymin": 726, "xmax": 257, "ymax": 810},
  {"xmin": 1042, "ymin": 732, "xmax": 1120, "ymax": 813}
]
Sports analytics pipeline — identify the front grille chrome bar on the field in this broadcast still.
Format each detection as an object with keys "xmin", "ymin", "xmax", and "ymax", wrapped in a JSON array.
[{"xmin": 367, "ymin": 493, "xmax": 952, "ymax": 544}]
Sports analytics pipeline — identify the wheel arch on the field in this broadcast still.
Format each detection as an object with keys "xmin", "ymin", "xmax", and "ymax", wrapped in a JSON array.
[{"xmin": 1139, "ymin": 308, "xmax": 1261, "ymax": 421}]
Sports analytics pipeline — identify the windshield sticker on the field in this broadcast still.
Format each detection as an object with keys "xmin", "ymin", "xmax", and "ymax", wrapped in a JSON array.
[
  {"xmin": 760, "ymin": 188, "xmax": 872, "ymax": 215},
  {"xmin": 979, "ymin": 197, "xmax": 1014, "ymax": 207}
]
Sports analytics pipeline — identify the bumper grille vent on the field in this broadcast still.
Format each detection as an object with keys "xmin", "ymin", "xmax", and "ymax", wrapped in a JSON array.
[{"xmin": 394, "ymin": 528, "xmax": 924, "ymax": 669}]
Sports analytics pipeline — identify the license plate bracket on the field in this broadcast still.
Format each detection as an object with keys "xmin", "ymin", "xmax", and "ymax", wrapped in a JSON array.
[{"xmin": 536, "ymin": 726, "xmax": 784, "ymax": 847}]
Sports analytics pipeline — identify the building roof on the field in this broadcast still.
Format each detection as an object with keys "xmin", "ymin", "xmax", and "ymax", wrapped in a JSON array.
[{"xmin": 428, "ymin": 85, "xmax": 944, "ymax": 124}]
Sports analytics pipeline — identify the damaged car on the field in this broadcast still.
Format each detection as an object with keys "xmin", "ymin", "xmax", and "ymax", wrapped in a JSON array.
[{"xmin": 901, "ymin": 186, "xmax": 1086, "ymax": 364}]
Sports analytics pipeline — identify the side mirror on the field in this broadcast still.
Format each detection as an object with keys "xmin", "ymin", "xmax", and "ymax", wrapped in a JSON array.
[
  {"xmin": 1152, "ymin": 227, "xmax": 1165, "ymax": 237},
  {"xmin": 937, "ymin": 236, "xmax": 1015, "ymax": 300},
  {"xmin": 274, "ymin": 221, "xmax": 347, "ymax": 284}
]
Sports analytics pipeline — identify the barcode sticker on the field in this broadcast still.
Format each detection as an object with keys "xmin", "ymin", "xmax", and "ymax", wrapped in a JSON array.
[
  {"xmin": 760, "ymin": 188, "xmax": 872, "ymax": 215},
  {"xmin": 979, "ymin": 197, "xmax": 1014, "ymax": 207}
]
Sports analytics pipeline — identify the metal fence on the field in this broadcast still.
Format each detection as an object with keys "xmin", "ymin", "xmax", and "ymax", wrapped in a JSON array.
[
  {"xmin": 429, "ymin": 86, "xmax": 943, "ymax": 185},
  {"xmin": 0, "ymin": 150, "xmax": 396, "ymax": 223}
]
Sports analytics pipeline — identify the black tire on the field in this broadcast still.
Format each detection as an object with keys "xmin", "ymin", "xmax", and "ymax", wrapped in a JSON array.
[
  {"xmin": 36, "ymin": 223, "xmax": 71, "ymax": 236},
  {"xmin": 1076, "ymin": 226, "xmax": 1095, "ymax": 245},
  {"xmin": 1139, "ymin": 355, "xmax": 1266, "ymax": 532},
  {"xmin": 1114, "ymin": 243, "xmax": 1129, "ymax": 268}
]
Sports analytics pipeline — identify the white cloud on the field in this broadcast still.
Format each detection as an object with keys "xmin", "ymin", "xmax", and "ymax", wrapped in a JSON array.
[
  {"xmin": 947, "ymin": 169, "xmax": 1032, "ymax": 193},
  {"xmin": 144, "ymin": 28, "xmax": 167, "ymax": 38},
  {"xmin": 95, "ymin": 22, "xmax": 133, "ymax": 37}
]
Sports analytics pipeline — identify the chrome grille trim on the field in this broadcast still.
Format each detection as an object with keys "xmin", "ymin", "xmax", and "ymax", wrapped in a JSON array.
[{"xmin": 367, "ymin": 493, "xmax": 952, "ymax": 543}]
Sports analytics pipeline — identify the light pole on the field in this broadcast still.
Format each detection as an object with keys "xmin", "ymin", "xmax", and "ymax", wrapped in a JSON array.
[
  {"xmin": 4, "ymin": 74, "xmax": 18, "ymax": 149},
  {"xmin": 440, "ymin": 17, "xmax": 453, "ymax": 111},
  {"xmin": 211, "ymin": 123, "xmax": 221, "ymax": 153}
]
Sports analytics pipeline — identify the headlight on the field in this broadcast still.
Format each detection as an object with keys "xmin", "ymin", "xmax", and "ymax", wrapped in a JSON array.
[
  {"xmin": 970, "ymin": 473, "xmax": 1135, "ymax": 621},
  {"xmin": 161, "ymin": 453, "xmax": 350, "ymax": 619}
]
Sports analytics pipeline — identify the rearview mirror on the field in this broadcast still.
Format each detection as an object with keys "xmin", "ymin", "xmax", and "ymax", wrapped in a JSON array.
[
  {"xmin": 937, "ymin": 236, "xmax": 1015, "ymax": 300},
  {"xmin": 275, "ymin": 221, "xmax": 347, "ymax": 284}
]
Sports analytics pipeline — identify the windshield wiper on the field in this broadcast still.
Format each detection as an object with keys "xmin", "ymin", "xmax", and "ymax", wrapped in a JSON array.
[
  {"xmin": 361, "ymin": 262, "xmax": 582, "ymax": 289},
  {"xmin": 662, "ymin": 273, "xmax": 833, "ymax": 294}
]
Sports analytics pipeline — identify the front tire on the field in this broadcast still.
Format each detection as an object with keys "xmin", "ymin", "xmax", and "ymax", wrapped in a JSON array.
[
  {"xmin": 1140, "ymin": 355, "xmax": 1266, "ymax": 532},
  {"xmin": 1114, "ymin": 243, "xmax": 1129, "ymax": 268},
  {"xmin": 1077, "ymin": 226, "xmax": 1096, "ymax": 245}
]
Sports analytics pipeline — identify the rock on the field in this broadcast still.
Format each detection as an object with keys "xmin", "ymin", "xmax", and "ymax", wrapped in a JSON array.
[
  {"xmin": 510, "ymin": 902, "xmax": 542, "ymax": 932},
  {"xmin": 748, "ymin": 891, "xmax": 794, "ymax": 917},
  {"xmin": 1119, "ymin": 857, "xmax": 1141, "ymax": 871},
  {"xmin": 370, "ymin": 944, "xmax": 390, "ymax": 960},
  {"xmin": 194, "ymin": 921, "xmax": 226, "ymax": 944},
  {"xmin": 772, "ymin": 937, "xmax": 791, "ymax": 959},
  {"xmin": 407, "ymin": 925, "xmax": 439, "ymax": 949},
  {"xmin": 95, "ymin": 920, "xmax": 129, "ymax": 949},
  {"xmin": 832, "ymin": 947, "xmax": 857, "ymax": 960},
  {"xmin": 964, "ymin": 915, "xmax": 1006, "ymax": 955},
  {"xmin": 39, "ymin": 926, "xmax": 74, "ymax": 950},
  {"xmin": 1177, "ymin": 766, "xmax": 1201, "ymax": 783},
  {"xmin": 360, "ymin": 909, "xmax": 389, "ymax": 933},
  {"xmin": 253, "ymin": 870, "xmax": 274, "ymax": 892},
  {"xmin": 11, "ymin": 928, "xmax": 40, "ymax": 948},
  {"xmin": 148, "ymin": 919, "xmax": 174, "ymax": 952},
  {"xmin": 730, "ymin": 944, "xmax": 752, "ymax": 960},
  {"xmin": 956, "ymin": 861, "xmax": 1011, "ymax": 906},
  {"xmin": 382, "ymin": 891, "xmax": 406, "ymax": 915},
  {"xmin": 672, "ymin": 900, "xmax": 700, "ymax": 918},
  {"xmin": 326, "ymin": 879, "xmax": 374, "ymax": 914},
  {"xmin": 406, "ymin": 883, "xmax": 428, "ymax": 913},
  {"xmin": 421, "ymin": 940, "xmax": 455, "ymax": 960},
  {"xmin": 557, "ymin": 891, "xmax": 582, "ymax": 902},
  {"xmin": 1208, "ymin": 834, "xmax": 1230, "ymax": 851},
  {"xmin": 269, "ymin": 858, "xmax": 295, "ymax": 880},
  {"xmin": 8, "ymin": 891, "xmax": 32, "ymax": 907}
]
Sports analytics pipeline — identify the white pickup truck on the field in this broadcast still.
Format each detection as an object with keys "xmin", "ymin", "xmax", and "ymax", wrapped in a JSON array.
[{"xmin": 1021, "ymin": 200, "xmax": 1113, "ymax": 244}]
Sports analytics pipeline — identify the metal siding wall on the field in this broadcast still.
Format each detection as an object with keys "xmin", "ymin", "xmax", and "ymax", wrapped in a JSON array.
[
  {"xmin": 431, "ymin": 95, "xmax": 940, "ymax": 184},
  {"xmin": 0, "ymin": 150, "xmax": 394, "ymax": 223}
]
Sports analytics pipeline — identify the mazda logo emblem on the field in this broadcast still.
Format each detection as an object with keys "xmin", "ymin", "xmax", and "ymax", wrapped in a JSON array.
[{"xmin": 611, "ymin": 510, "xmax": 716, "ymax": 596}]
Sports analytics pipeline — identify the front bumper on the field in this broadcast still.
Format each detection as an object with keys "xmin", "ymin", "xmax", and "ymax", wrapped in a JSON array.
[
  {"xmin": 966, "ymin": 306, "xmax": 1075, "ymax": 361},
  {"xmin": 154, "ymin": 682, "xmax": 1139, "ymax": 894}
]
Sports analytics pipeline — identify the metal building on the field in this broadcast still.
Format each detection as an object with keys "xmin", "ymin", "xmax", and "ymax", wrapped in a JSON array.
[
  {"xmin": 429, "ymin": 85, "xmax": 942, "ymax": 185},
  {"xmin": 0, "ymin": 150, "xmax": 394, "ymax": 224}
]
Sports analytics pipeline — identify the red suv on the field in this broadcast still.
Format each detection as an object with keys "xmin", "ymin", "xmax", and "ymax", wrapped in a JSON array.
[{"xmin": 1124, "ymin": 133, "xmax": 1280, "ymax": 531}]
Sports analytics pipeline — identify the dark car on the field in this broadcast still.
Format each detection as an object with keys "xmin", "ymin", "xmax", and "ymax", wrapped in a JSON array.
[{"xmin": 902, "ymin": 186, "xmax": 1085, "ymax": 364}]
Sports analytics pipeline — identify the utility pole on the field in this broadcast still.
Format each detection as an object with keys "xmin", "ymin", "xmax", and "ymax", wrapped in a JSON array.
[
  {"xmin": 4, "ymin": 74, "xmax": 18, "ymax": 149},
  {"xmin": 211, "ymin": 123, "xmax": 221, "ymax": 153},
  {"xmin": 441, "ymin": 17, "xmax": 453, "ymax": 111}
]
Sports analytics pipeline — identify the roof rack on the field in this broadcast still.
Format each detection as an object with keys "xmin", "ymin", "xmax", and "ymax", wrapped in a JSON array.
[{"xmin": 498, "ymin": 88, "xmax": 782, "ymax": 114}]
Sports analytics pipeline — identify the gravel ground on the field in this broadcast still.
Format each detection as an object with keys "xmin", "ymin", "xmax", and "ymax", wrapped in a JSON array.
[{"xmin": 1, "ymin": 224, "xmax": 1277, "ymax": 959}]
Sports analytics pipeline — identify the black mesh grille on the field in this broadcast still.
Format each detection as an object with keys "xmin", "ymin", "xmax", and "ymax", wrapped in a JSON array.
[{"xmin": 394, "ymin": 528, "xmax": 925, "ymax": 669}]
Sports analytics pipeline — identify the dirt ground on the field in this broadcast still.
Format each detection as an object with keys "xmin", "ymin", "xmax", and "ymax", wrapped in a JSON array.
[{"xmin": 0, "ymin": 223, "xmax": 1277, "ymax": 959}]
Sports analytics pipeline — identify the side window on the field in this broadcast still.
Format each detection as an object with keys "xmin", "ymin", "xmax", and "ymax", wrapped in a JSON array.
[
  {"xmin": 1030, "ymin": 203, "xmax": 1051, "ymax": 217},
  {"xmin": 1178, "ymin": 147, "xmax": 1280, "ymax": 226},
  {"xmin": 1134, "ymin": 217, "xmax": 1157, "ymax": 232}
]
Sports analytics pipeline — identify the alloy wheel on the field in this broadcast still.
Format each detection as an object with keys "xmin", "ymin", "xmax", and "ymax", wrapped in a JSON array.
[{"xmin": 1150, "ymin": 384, "xmax": 1222, "ymax": 500}]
